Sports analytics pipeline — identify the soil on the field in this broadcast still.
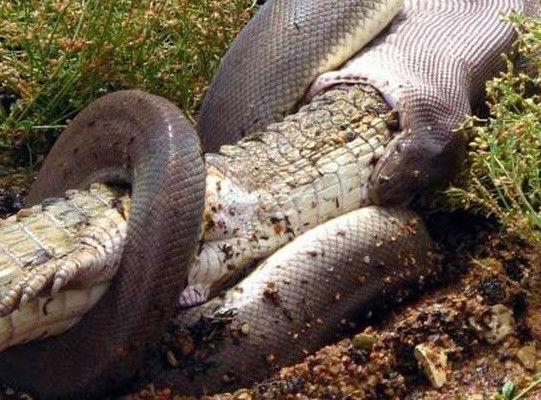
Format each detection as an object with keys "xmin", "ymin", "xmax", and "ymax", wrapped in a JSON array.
[
  {"xmin": 0, "ymin": 186, "xmax": 27, "ymax": 219},
  {"xmin": 126, "ymin": 209, "xmax": 541, "ymax": 400},
  {"xmin": 0, "ymin": 193, "xmax": 540, "ymax": 399}
]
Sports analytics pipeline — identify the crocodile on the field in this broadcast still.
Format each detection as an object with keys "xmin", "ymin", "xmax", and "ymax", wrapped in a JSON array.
[
  {"xmin": 0, "ymin": 0, "xmax": 537, "ymax": 397},
  {"xmin": 0, "ymin": 85, "xmax": 439, "ymax": 396},
  {"xmin": 0, "ymin": 84, "xmax": 403, "ymax": 347}
]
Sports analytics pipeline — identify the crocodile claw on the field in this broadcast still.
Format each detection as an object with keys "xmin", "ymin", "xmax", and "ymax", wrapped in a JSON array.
[
  {"xmin": 179, "ymin": 284, "xmax": 210, "ymax": 309},
  {"xmin": 0, "ymin": 248, "xmax": 108, "ymax": 317},
  {"xmin": 0, "ymin": 191, "xmax": 129, "ymax": 318}
]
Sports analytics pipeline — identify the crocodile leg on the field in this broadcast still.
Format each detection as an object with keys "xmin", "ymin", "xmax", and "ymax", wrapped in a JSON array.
[
  {"xmin": 0, "ymin": 184, "xmax": 129, "ymax": 317},
  {"xmin": 0, "ymin": 85, "xmax": 395, "ymax": 352}
]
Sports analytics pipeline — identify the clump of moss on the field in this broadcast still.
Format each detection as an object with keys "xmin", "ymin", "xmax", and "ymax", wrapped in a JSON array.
[
  {"xmin": 446, "ymin": 14, "xmax": 541, "ymax": 247},
  {"xmin": 0, "ymin": 0, "xmax": 256, "ymax": 179}
]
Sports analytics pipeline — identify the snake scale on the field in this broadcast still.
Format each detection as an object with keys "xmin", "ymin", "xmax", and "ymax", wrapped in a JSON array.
[{"xmin": 0, "ymin": 0, "xmax": 536, "ymax": 398}]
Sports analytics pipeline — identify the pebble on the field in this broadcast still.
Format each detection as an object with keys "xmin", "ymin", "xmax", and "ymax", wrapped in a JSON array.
[
  {"xmin": 469, "ymin": 304, "xmax": 515, "ymax": 344},
  {"xmin": 241, "ymin": 322, "xmax": 250, "ymax": 335},
  {"xmin": 233, "ymin": 389, "xmax": 252, "ymax": 400},
  {"xmin": 352, "ymin": 332, "xmax": 377, "ymax": 350},
  {"xmin": 414, "ymin": 343, "xmax": 448, "ymax": 389},
  {"xmin": 486, "ymin": 305, "xmax": 515, "ymax": 343},
  {"xmin": 16, "ymin": 207, "xmax": 33, "ymax": 219},
  {"xmin": 166, "ymin": 350, "xmax": 179, "ymax": 368},
  {"xmin": 516, "ymin": 344, "xmax": 537, "ymax": 370}
]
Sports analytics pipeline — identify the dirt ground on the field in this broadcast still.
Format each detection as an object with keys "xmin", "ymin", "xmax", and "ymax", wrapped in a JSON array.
[
  {"xmin": 122, "ymin": 209, "xmax": 541, "ymax": 400},
  {"xmin": 0, "ymin": 193, "xmax": 540, "ymax": 399}
]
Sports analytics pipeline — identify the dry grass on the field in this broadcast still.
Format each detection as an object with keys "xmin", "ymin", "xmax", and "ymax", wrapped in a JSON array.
[{"xmin": 0, "ymin": 0, "xmax": 256, "ymax": 179}]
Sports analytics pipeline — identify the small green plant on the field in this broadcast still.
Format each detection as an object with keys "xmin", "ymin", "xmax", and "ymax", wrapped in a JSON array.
[
  {"xmin": 446, "ymin": 13, "xmax": 541, "ymax": 246},
  {"xmin": 500, "ymin": 380, "xmax": 516, "ymax": 400},
  {"xmin": 492, "ymin": 372, "xmax": 541, "ymax": 400}
]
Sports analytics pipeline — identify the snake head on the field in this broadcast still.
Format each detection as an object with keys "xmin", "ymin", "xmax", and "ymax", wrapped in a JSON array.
[{"xmin": 368, "ymin": 126, "xmax": 466, "ymax": 205}]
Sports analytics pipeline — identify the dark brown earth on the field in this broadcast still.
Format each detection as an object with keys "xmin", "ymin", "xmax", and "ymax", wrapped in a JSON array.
[
  {"xmin": 0, "ymin": 169, "xmax": 32, "ymax": 219},
  {"xmin": 0, "ymin": 195, "xmax": 540, "ymax": 399},
  {"xmin": 124, "ymin": 210, "xmax": 541, "ymax": 400}
]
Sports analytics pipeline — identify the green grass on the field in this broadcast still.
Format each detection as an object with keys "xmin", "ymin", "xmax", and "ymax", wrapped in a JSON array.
[
  {"xmin": 0, "ymin": 0, "xmax": 256, "ymax": 182},
  {"xmin": 445, "ymin": 13, "xmax": 541, "ymax": 247}
]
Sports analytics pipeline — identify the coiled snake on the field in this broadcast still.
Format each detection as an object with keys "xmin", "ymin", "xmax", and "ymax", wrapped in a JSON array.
[{"xmin": 0, "ymin": 0, "xmax": 537, "ymax": 398}]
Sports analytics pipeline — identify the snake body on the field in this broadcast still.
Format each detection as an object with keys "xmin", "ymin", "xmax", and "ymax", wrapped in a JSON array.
[
  {"xmin": 0, "ymin": 92, "xmax": 206, "ymax": 398},
  {"xmin": 198, "ymin": 0, "xmax": 404, "ymax": 151},
  {"xmin": 0, "ymin": 85, "xmax": 438, "ymax": 398},
  {"xmin": 0, "ymin": 84, "xmax": 394, "ymax": 348},
  {"xmin": 0, "ymin": 0, "xmax": 531, "ymax": 397}
]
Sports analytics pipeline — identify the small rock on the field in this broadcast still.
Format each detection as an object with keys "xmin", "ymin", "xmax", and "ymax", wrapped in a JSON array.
[
  {"xmin": 240, "ymin": 322, "xmax": 250, "ymax": 335},
  {"xmin": 485, "ymin": 304, "xmax": 515, "ymax": 343},
  {"xmin": 222, "ymin": 373, "xmax": 234, "ymax": 384},
  {"xmin": 166, "ymin": 350, "xmax": 179, "ymax": 368},
  {"xmin": 233, "ymin": 388, "xmax": 252, "ymax": 400},
  {"xmin": 16, "ymin": 207, "xmax": 33, "ymax": 219},
  {"xmin": 352, "ymin": 332, "xmax": 377, "ymax": 350},
  {"xmin": 414, "ymin": 343, "xmax": 448, "ymax": 389},
  {"xmin": 469, "ymin": 304, "xmax": 515, "ymax": 344},
  {"xmin": 516, "ymin": 344, "xmax": 537, "ymax": 370}
]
